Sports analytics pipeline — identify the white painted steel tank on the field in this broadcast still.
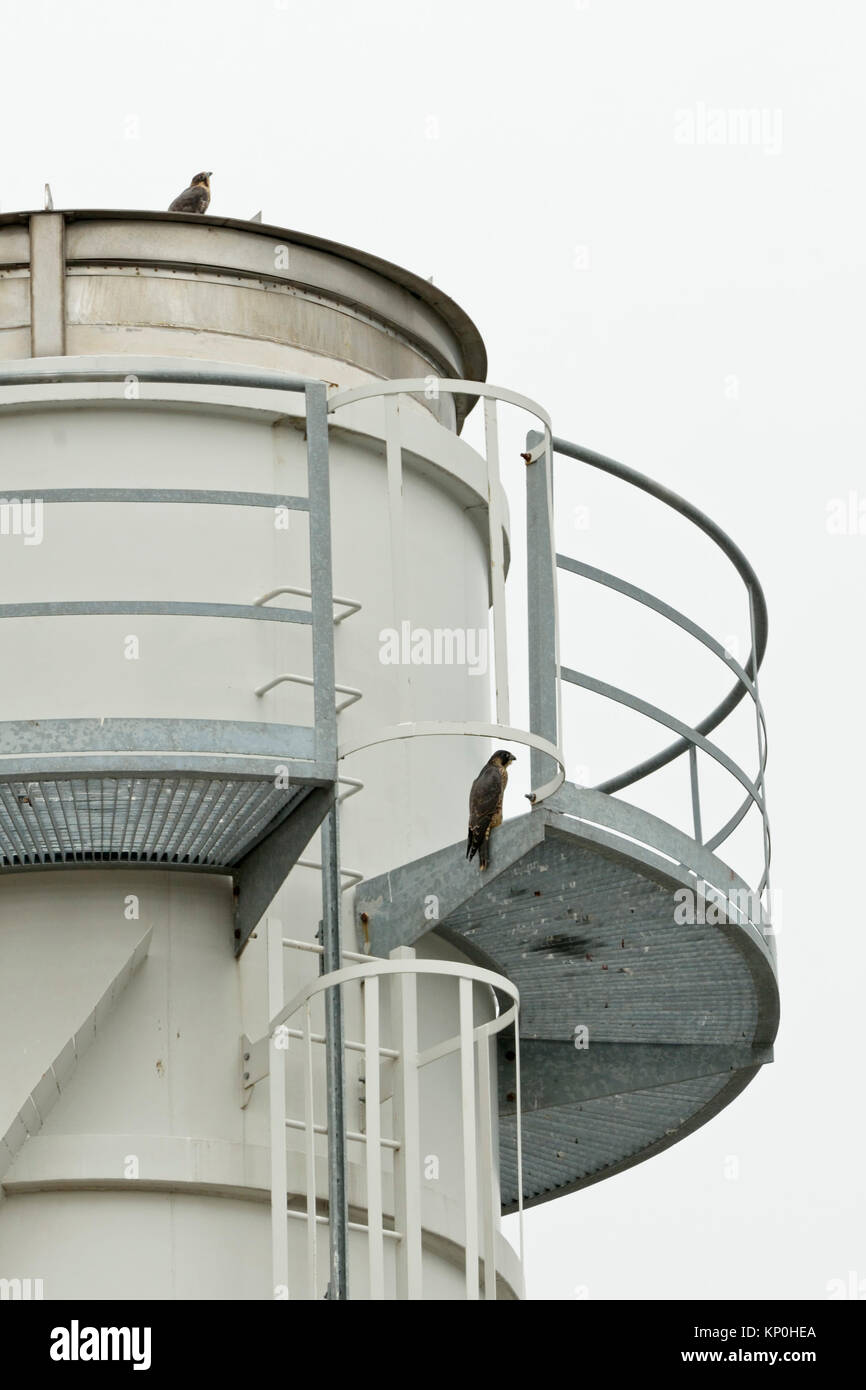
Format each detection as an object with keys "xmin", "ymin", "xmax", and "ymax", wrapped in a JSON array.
[{"xmin": 0, "ymin": 211, "xmax": 523, "ymax": 1299}]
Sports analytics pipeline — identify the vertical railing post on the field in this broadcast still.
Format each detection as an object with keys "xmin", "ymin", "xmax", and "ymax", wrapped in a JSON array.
[
  {"xmin": 514, "ymin": 1019, "xmax": 525, "ymax": 1268},
  {"xmin": 267, "ymin": 918, "xmax": 289, "ymax": 1300},
  {"xmin": 688, "ymin": 744, "xmax": 703, "ymax": 844},
  {"xmin": 363, "ymin": 977, "xmax": 385, "ymax": 1299},
  {"xmin": 484, "ymin": 399, "xmax": 511, "ymax": 727},
  {"xmin": 384, "ymin": 395, "xmax": 411, "ymax": 724},
  {"xmin": 391, "ymin": 948, "xmax": 422, "ymax": 1299},
  {"xmin": 302, "ymin": 1000, "xmax": 318, "ymax": 1298},
  {"xmin": 305, "ymin": 381, "xmax": 337, "ymax": 768},
  {"xmin": 307, "ymin": 381, "xmax": 348, "ymax": 1296},
  {"xmin": 525, "ymin": 428, "xmax": 560, "ymax": 793},
  {"xmin": 459, "ymin": 977, "xmax": 479, "ymax": 1300},
  {"xmin": 320, "ymin": 804, "xmax": 348, "ymax": 1300},
  {"xmin": 748, "ymin": 588, "xmax": 772, "ymax": 920},
  {"xmin": 477, "ymin": 1030, "xmax": 499, "ymax": 1300}
]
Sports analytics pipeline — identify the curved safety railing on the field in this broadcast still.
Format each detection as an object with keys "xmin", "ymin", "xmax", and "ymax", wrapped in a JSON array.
[
  {"xmin": 0, "ymin": 359, "xmax": 349, "ymax": 876},
  {"xmin": 0, "ymin": 358, "xmax": 342, "ymax": 778},
  {"xmin": 328, "ymin": 379, "xmax": 565, "ymax": 803},
  {"xmin": 265, "ymin": 920, "xmax": 523, "ymax": 1301},
  {"xmin": 327, "ymin": 378, "xmax": 769, "ymax": 904},
  {"xmin": 529, "ymin": 432, "xmax": 771, "ymax": 900}
]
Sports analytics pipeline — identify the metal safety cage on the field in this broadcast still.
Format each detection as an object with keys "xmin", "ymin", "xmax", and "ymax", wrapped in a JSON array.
[
  {"xmin": 524, "ymin": 429, "xmax": 772, "ymax": 935},
  {"xmin": 0, "ymin": 359, "xmax": 344, "ymax": 896},
  {"xmin": 354, "ymin": 411, "xmax": 778, "ymax": 1222},
  {"xmin": 328, "ymin": 379, "xmax": 566, "ymax": 804},
  {"xmin": 262, "ymin": 919, "xmax": 522, "ymax": 1301}
]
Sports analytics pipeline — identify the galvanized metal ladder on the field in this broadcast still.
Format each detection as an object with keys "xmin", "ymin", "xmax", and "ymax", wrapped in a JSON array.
[{"xmin": 260, "ymin": 918, "xmax": 522, "ymax": 1300}]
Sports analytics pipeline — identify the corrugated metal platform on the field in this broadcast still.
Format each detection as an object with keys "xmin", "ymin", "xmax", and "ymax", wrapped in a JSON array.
[
  {"xmin": 0, "ymin": 714, "xmax": 335, "ymax": 887},
  {"xmin": 355, "ymin": 785, "xmax": 779, "ymax": 1212},
  {"xmin": 0, "ymin": 775, "xmax": 306, "ymax": 869}
]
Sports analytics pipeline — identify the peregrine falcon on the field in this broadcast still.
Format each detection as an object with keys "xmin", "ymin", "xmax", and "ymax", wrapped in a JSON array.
[
  {"xmin": 168, "ymin": 172, "xmax": 213, "ymax": 214},
  {"xmin": 466, "ymin": 750, "xmax": 516, "ymax": 871}
]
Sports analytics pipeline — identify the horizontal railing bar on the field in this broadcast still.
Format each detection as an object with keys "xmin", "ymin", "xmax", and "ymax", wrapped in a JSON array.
[
  {"xmin": 285, "ymin": 1118, "xmax": 400, "ymax": 1150},
  {"xmin": 556, "ymin": 554, "xmax": 769, "ymax": 808},
  {"xmin": 704, "ymin": 789, "xmax": 758, "ymax": 853},
  {"xmin": 328, "ymin": 378, "xmax": 553, "ymax": 431},
  {"xmin": 552, "ymin": 436, "xmax": 768, "ymax": 795},
  {"xmin": 276, "ymin": 939, "xmax": 511, "ymax": 1063},
  {"xmin": 551, "ymin": 437, "xmax": 768, "ymax": 643},
  {"xmin": 556, "ymin": 554, "xmax": 760, "ymax": 702},
  {"xmin": 338, "ymin": 720, "xmax": 565, "ymax": 806},
  {"xmin": 560, "ymin": 666, "xmax": 767, "ymax": 822},
  {"xmin": 0, "ymin": 488, "xmax": 310, "ymax": 510},
  {"xmin": 0, "ymin": 359, "xmax": 319, "ymax": 393},
  {"xmin": 0, "ymin": 601, "xmax": 312, "ymax": 624},
  {"xmin": 270, "ymin": 957, "xmax": 519, "ymax": 1038}
]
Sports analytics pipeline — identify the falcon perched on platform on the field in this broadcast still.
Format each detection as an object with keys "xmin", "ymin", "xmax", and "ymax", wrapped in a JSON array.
[
  {"xmin": 168, "ymin": 172, "xmax": 213, "ymax": 213},
  {"xmin": 466, "ymin": 750, "xmax": 516, "ymax": 871}
]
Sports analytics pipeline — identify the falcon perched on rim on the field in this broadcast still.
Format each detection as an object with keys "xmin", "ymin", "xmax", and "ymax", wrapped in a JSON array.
[
  {"xmin": 466, "ymin": 750, "xmax": 516, "ymax": 871},
  {"xmin": 168, "ymin": 171, "xmax": 213, "ymax": 214}
]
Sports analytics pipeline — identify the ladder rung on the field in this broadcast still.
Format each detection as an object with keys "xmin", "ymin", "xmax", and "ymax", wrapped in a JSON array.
[
  {"xmin": 285, "ymin": 1117, "xmax": 399, "ymax": 1150},
  {"xmin": 281, "ymin": 936, "xmax": 378, "ymax": 965},
  {"xmin": 285, "ymin": 1209, "xmax": 402, "ymax": 1241},
  {"xmin": 290, "ymin": 866, "xmax": 364, "ymax": 891},
  {"xmin": 272, "ymin": 1023, "xmax": 398, "ymax": 1060}
]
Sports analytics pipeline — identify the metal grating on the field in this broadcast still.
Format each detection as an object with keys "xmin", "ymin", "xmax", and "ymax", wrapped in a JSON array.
[
  {"xmin": 444, "ymin": 836, "xmax": 760, "ymax": 1045},
  {"xmin": 0, "ymin": 776, "xmax": 304, "ymax": 869},
  {"xmin": 498, "ymin": 1071, "xmax": 741, "ymax": 1209},
  {"xmin": 357, "ymin": 800, "xmax": 779, "ymax": 1213}
]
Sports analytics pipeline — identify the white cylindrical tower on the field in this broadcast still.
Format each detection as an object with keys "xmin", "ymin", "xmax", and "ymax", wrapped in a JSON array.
[
  {"xmin": 0, "ymin": 209, "xmax": 780, "ymax": 1303},
  {"xmin": 0, "ymin": 210, "xmax": 523, "ymax": 1299}
]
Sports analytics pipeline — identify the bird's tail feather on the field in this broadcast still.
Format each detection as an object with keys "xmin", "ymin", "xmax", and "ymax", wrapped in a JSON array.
[
  {"xmin": 467, "ymin": 826, "xmax": 489, "ymax": 869},
  {"xmin": 467, "ymin": 826, "xmax": 484, "ymax": 862}
]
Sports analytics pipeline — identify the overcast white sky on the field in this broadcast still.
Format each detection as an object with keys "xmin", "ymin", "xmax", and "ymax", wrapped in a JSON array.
[{"xmin": 2, "ymin": 0, "xmax": 863, "ymax": 1300}]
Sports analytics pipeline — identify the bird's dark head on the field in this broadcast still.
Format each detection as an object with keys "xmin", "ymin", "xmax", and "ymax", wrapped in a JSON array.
[
  {"xmin": 191, "ymin": 171, "xmax": 212, "ymax": 188},
  {"xmin": 491, "ymin": 750, "xmax": 517, "ymax": 767}
]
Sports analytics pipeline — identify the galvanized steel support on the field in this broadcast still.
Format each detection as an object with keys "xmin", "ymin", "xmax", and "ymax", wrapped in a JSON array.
[
  {"xmin": 525, "ymin": 429, "xmax": 560, "ymax": 793},
  {"xmin": 305, "ymin": 382, "xmax": 338, "ymax": 766},
  {"xmin": 390, "ymin": 947, "xmax": 423, "ymax": 1298},
  {"xmin": 233, "ymin": 787, "xmax": 336, "ymax": 955},
  {"xmin": 28, "ymin": 214, "xmax": 66, "ymax": 357},
  {"xmin": 320, "ymin": 804, "xmax": 349, "ymax": 1300}
]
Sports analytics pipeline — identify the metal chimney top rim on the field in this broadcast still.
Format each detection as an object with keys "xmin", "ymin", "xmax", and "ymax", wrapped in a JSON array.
[{"xmin": 1, "ymin": 207, "xmax": 488, "ymax": 391}]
